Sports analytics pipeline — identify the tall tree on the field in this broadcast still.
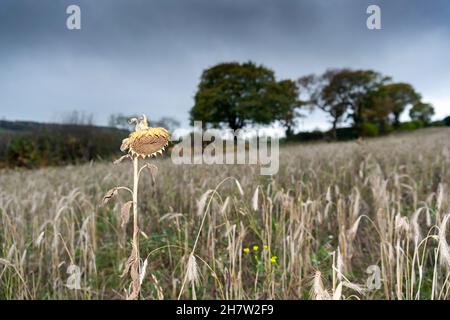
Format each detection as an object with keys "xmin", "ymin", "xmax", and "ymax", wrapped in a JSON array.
[
  {"xmin": 298, "ymin": 69, "xmax": 387, "ymax": 138},
  {"xmin": 328, "ymin": 69, "xmax": 389, "ymax": 130},
  {"xmin": 298, "ymin": 71, "xmax": 347, "ymax": 139},
  {"xmin": 444, "ymin": 115, "xmax": 450, "ymax": 127},
  {"xmin": 362, "ymin": 86, "xmax": 395, "ymax": 134},
  {"xmin": 381, "ymin": 83, "xmax": 421, "ymax": 128},
  {"xmin": 266, "ymin": 79, "xmax": 303, "ymax": 137},
  {"xmin": 409, "ymin": 102, "xmax": 435, "ymax": 125},
  {"xmin": 190, "ymin": 62, "xmax": 278, "ymax": 131}
]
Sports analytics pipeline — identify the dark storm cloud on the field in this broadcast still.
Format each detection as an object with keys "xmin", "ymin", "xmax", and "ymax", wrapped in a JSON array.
[{"xmin": 0, "ymin": 0, "xmax": 449, "ymax": 129}]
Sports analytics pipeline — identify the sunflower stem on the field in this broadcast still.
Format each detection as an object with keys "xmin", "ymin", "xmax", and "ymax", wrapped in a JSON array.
[
  {"xmin": 133, "ymin": 157, "xmax": 139, "ymax": 250},
  {"xmin": 132, "ymin": 156, "xmax": 140, "ymax": 298}
]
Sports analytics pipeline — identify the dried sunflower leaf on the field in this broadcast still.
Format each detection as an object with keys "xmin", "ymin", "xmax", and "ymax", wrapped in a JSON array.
[
  {"xmin": 120, "ymin": 138, "xmax": 130, "ymax": 152},
  {"xmin": 114, "ymin": 154, "xmax": 132, "ymax": 165},
  {"xmin": 121, "ymin": 249, "xmax": 137, "ymax": 278},
  {"xmin": 127, "ymin": 260, "xmax": 141, "ymax": 300},
  {"xmin": 146, "ymin": 163, "xmax": 158, "ymax": 183},
  {"xmin": 102, "ymin": 188, "xmax": 118, "ymax": 205},
  {"xmin": 120, "ymin": 201, "xmax": 133, "ymax": 228}
]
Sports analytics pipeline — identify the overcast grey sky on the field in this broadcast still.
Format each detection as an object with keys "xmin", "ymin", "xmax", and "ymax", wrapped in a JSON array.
[{"xmin": 0, "ymin": 0, "xmax": 449, "ymax": 130}]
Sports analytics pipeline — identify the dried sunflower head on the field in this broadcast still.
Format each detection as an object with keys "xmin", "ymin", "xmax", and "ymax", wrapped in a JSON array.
[{"xmin": 120, "ymin": 115, "xmax": 170, "ymax": 158}]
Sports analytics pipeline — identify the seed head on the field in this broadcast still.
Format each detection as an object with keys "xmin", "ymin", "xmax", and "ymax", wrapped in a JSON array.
[{"xmin": 120, "ymin": 114, "xmax": 170, "ymax": 158}]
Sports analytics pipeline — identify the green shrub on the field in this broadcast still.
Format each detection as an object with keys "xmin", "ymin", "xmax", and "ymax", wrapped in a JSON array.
[
  {"xmin": 380, "ymin": 123, "xmax": 394, "ymax": 135},
  {"xmin": 399, "ymin": 121, "xmax": 422, "ymax": 131},
  {"xmin": 335, "ymin": 127, "xmax": 359, "ymax": 140},
  {"xmin": 361, "ymin": 122, "xmax": 379, "ymax": 137},
  {"xmin": 285, "ymin": 130, "xmax": 324, "ymax": 143},
  {"xmin": 3, "ymin": 126, "xmax": 126, "ymax": 168},
  {"xmin": 286, "ymin": 127, "xmax": 360, "ymax": 142},
  {"xmin": 444, "ymin": 116, "xmax": 450, "ymax": 126}
]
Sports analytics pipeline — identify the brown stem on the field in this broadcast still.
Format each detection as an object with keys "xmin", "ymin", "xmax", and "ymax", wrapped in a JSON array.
[
  {"xmin": 131, "ymin": 156, "xmax": 140, "ymax": 299},
  {"xmin": 132, "ymin": 157, "xmax": 139, "ymax": 255}
]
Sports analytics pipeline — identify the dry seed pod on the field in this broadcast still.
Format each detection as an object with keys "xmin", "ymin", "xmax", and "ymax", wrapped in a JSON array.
[{"xmin": 120, "ymin": 115, "xmax": 170, "ymax": 158}]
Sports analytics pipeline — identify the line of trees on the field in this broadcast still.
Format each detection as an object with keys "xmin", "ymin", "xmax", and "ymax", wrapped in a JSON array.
[
  {"xmin": 190, "ymin": 61, "xmax": 439, "ymax": 139},
  {"xmin": 0, "ymin": 113, "xmax": 183, "ymax": 168},
  {"xmin": 0, "ymin": 123, "xmax": 127, "ymax": 168}
]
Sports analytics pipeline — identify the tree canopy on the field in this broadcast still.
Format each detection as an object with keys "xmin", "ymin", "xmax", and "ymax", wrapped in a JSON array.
[
  {"xmin": 380, "ymin": 83, "xmax": 421, "ymax": 127},
  {"xmin": 266, "ymin": 79, "xmax": 303, "ymax": 137},
  {"xmin": 299, "ymin": 69, "xmax": 389, "ymax": 138},
  {"xmin": 409, "ymin": 102, "xmax": 435, "ymax": 124},
  {"xmin": 190, "ymin": 61, "xmax": 302, "ymax": 134},
  {"xmin": 189, "ymin": 62, "xmax": 439, "ymax": 139}
]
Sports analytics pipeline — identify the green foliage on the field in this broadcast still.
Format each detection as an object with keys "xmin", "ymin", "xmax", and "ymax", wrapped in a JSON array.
[
  {"xmin": 430, "ymin": 120, "xmax": 444, "ymax": 127},
  {"xmin": 1, "ymin": 122, "xmax": 126, "ymax": 168},
  {"xmin": 360, "ymin": 122, "xmax": 379, "ymax": 137},
  {"xmin": 300, "ymin": 69, "xmax": 427, "ymax": 138},
  {"xmin": 399, "ymin": 121, "xmax": 423, "ymax": 131},
  {"xmin": 190, "ymin": 62, "xmax": 275, "ymax": 130},
  {"xmin": 286, "ymin": 127, "xmax": 360, "ymax": 143},
  {"xmin": 328, "ymin": 69, "xmax": 389, "ymax": 130},
  {"xmin": 300, "ymin": 69, "xmax": 390, "ymax": 138},
  {"xmin": 298, "ymin": 71, "xmax": 349, "ymax": 139},
  {"xmin": 379, "ymin": 83, "xmax": 421, "ymax": 127},
  {"xmin": 334, "ymin": 127, "xmax": 360, "ymax": 140},
  {"xmin": 443, "ymin": 116, "xmax": 450, "ymax": 126},
  {"xmin": 190, "ymin": 61, "xmax": 302, "ymax": 132},
  {"xmin": 409, "ymin": 102, "xmax": 435, "ymax": 125},
  {"xmin": 285, "ymin": 130, "xmax": 325, "ymax": 143},
  {"xmin": 190, "ymin": 64, "xmax": 430, "ymax": 140},
  {"xmin": 363, "ymin": 82, "xmax": 419, "ymax": 134},
  {"xmin": 266, "ymin": 79, "xmax": 303, "ymax": 137},
  {"xmin": 380, "ymin": 123, "xmax": 394, "ymax": 135}
]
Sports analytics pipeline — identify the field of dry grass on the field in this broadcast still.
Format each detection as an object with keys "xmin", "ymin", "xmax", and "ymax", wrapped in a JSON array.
[{"xmin": 1, "ymin": 128, "xmax": 449, "ymax": 300}]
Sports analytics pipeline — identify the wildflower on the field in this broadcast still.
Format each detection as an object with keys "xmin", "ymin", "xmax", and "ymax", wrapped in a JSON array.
[
  {"xmin": 270, "ymin": 256, "xmax": 278, "ymax": 264},
  {"xmin": 120, "ymin": 115, "xmax": 170, "ymax": 158},
  {"xmin": 263, "ymin": 245, "xmax": 269, "ymax": 250},
  {"xmin": 243, "ymin": 248, "xmax": 250, "ymax": 253},
  {"xmin": 253, "ymin": 245, "xmax": 259, "ymax": 251}
]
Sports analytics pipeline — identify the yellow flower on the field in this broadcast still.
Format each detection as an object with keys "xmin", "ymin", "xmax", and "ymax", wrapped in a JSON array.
[
  {"xmin": 270, "ymin": 256, "xmax": 278, "ymax": 264},
  {"xmin": 253, "ymin": 245, "xmax": 259, "ymax": 251},
  {"xmin": 243, "ymin": 248, "xmax": 250, "ymax": 253},
  {"xmin": 120, "ymin": 115, "xmax": 170, "ymax": 158},
  {"xmin": 263, "ymin": 245, "xmax": 269, "ymax": 250}
]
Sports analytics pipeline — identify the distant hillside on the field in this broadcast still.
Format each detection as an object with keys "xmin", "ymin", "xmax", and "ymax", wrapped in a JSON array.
[
  {"xmin": 0, "ymin": 120, "xmax": 129, "ymax": 168},
  {"xmin": 0, "ymin": 119, "xmax": 127, "ymax": 134}
]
